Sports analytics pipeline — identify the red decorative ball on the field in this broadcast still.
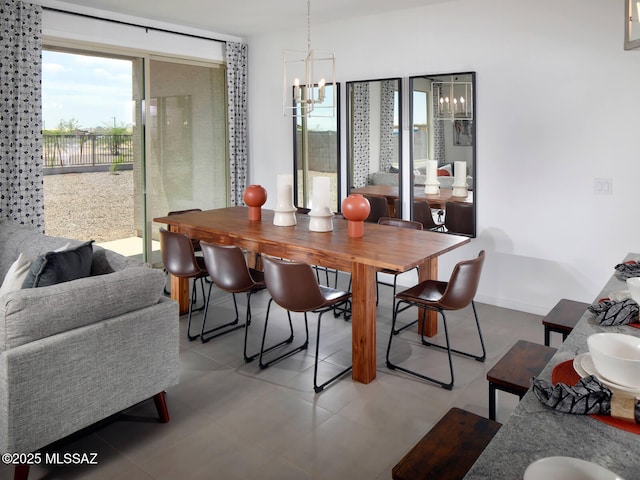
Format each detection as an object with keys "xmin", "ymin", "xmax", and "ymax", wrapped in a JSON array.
[
  {"xmin": 341, "ymin": 194, "xmax": 371, "ymax": 237},
  {"xmin": 244, "ymin": 185, "xmax": 267, "ymax": 221},
  {"xmin": 342, "ymin": 194, "xmax": 371, "ymax": 222}
]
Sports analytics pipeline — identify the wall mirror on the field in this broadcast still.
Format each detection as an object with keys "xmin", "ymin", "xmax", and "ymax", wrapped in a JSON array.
[
  {"xmin": 410, "ymin": 72, "xmax": 476, "ymax": 237},
  {"xmin": 293, "ymin": 83, "xmax": 341, "ymax": 212},
  {"xmin": 346, "ymin": 78, "xmax": 402, "ymax": 217}
]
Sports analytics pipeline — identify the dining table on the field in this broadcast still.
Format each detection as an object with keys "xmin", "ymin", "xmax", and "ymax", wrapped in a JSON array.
[
  {"xmin": 351, "ymin": 184, "xmax": 473, "ymax": 217},
  {"xmin": 464, "ymin": 252, "xmax": 640, "ymax": 479},
  {"xmin": 153, "ymin": 206, "xmax": 470, "ymax": 384}
]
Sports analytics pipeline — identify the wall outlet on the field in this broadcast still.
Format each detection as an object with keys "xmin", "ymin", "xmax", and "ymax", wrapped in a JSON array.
[{"xmin": 594, "ymin": 178, "xmax": 613, "ymax": 195}]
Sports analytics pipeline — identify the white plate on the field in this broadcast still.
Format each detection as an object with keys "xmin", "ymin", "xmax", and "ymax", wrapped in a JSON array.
[
  {"xmin": 608, "ymin": 290, "xmax": 631, "ymax": 302},
  {"xmin": 524, "ymin": 456, "xmax": 625, "ymax": 480},
  {"xmin": 575, "ymin": 353, "xmax": 640, "ymax": 397}
]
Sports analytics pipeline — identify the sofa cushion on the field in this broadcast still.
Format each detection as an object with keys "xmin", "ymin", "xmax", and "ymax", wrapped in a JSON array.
[
  {"xmin": 22, "ymin": 241, "xmax": 94, "ymax": 288},
  {"xmin": 0, "ymin": 254, "xmax": 32, "ymax": 297}
]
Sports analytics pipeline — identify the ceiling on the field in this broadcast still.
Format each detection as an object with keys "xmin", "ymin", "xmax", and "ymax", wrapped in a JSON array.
[{"xmin": 42, "ymin": 0, "xmax": 455, "ymax": 37}]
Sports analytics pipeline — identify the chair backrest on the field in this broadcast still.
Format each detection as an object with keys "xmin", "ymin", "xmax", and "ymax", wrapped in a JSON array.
[
  {"xmin": 262, "ymin": 256, "xmax": 327, "ymax": 312},
  {"xmin": 159, "ymin": 228, "xmax": 201, "ymax": 277},
  {"xmin": 364, "ymin": 195, "xmax": 390, "ymax": 223},
  {"xmin": 200, "ymin": 241, "xmax": 258, "ymax": 293},
  {"xmin": 439, "ymin": 250, "xmax": 485, "ymax": 310},
  {"xmin": 377, "ymin": 217, "xmax": 423, "ymax": 231},
  {"xmin": 412, "ymin": 201, "xmax": 440, "ymax": 230},
  {"xmin": 444, "ymin": 202, "xmax": 474, "ymax": 235}
]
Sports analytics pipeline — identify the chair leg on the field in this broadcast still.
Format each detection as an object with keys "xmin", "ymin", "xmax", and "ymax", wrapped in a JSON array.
[
  {"xmin": 259, "ymin": 307, "xmax": 309, "ymax": 369},
  {"xmin": 313, "ymin": 309, "xmax": 352, "ymax": 393},
  {"xmin": 14, "ymin": 465, "xmax": 29, "ymax": 480},
  {"xmin": 153, "ymin": 391, "xmax": 170, "ymax": 423},
  {"xmin": 386, "ymin": 301, "xmax": 454, "ymax": 389},
  {"xmin": 244, "ymin": 296, "xmax": 294, "ymax": 362},
  {"xmin": 488, "ymin": 382, "xmax": 497, "ymax": 421},
  {"xmin": 186, "ymin": 279, "xmax": 204, "ymax": 341},
  {"xmin": 201, "ymin": 288, "xmax": 247, "ymax": 343}
]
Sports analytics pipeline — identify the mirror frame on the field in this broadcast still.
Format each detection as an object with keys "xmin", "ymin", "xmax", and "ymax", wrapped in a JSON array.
[
  {"xmin": 345, "ymin": 77, "xmax": 403, "ymax": 214},
  {"xmin": 409, "ymin": 71, "xmax": 476, "ymax": 237},
  {"xmin": 292, "ymin": 82, "xmax": 342, "ymax": 212}
]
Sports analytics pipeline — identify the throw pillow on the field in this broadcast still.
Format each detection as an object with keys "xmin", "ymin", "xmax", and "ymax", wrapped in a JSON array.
[
  {"xmin": 0, "ymin": 253, "xmax": 33, "ymax": 297},
  {"xmin": 22, "ymin": 240, "xmax": 95, "ymax": 288}
]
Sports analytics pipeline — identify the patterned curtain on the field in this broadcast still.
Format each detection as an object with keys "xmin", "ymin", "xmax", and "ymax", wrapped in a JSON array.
[
  {"xmin": 379, "ymin": 80, "xmax": 395, "ymax": 173},
  {"xmin": 0, "ymin": 0, "xmax": 44, "ymax": 231},
  {"xmin": 351, "ymin": 83, "xmax": 370, "ymax": 188},
  {"xmin": 432, "ymin": 85, "xmax": 445, "ymax": 165},
  {"xmin": 225, "ymin": 42, "xmax": 248, "ymax": 206}
]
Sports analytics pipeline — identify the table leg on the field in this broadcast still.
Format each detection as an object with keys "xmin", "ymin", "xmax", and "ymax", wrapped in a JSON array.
[
  {"xmin": 351, "ymin": 262, "xmax": 377, "ymax": 384},
  {"xmin": 168, "ymin": 225, "xmax": 190, "ymax": 315},
  {"xmin": 418, "ymin": 257, "xmax": 438, "ymax": 337}
]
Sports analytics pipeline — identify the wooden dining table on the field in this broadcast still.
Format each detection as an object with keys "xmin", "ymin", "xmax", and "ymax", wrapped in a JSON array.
[
  {"xmin": 154, "ymin": 207, "xmax": 470, "ymax": 384},
  {"xmin": 351, "ymin": 185, "xmax": 473, "ymax": 217}
]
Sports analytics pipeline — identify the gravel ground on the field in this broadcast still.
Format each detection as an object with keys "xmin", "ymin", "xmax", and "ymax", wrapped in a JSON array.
[{"xmin": 43, "ymin": 170, "xmax": 135, "ymax": 242}]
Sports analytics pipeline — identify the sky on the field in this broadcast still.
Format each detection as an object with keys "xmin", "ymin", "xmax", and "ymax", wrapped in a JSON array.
[{"xmin": 42, "ymin": 51, "xmax": 134, "ymax": 130}]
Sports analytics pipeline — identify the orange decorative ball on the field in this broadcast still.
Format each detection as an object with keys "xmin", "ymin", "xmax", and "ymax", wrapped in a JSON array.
[
  {"xmin": 341, "ymin": 194, "xmax": 371, "ymax": 237},
  {"xmin": 244, "ymin": 185, "xmax": 267, "ymax": 221}
]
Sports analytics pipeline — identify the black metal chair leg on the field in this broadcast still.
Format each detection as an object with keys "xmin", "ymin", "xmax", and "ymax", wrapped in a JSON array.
[
  {"xmin": 313, "ymin": 309, "xmax": 352, "ymax": 393},
  {"xmin": 245, "ymin": 298, "xmax": 295, "ymax": 362},
  {"xmin": 187, "ymin": 279, "xmax": 206, "ymax": 341},
  {"xmin": 255, "ymin": 301, "xmax": 304, "ymax": 368},
  {"xmin": 421, "ymin": 307, "xmax": 486, "ymax": 362},
  {"xmin": 201, "ymin": 290, "xmax": 246, "ymax": 343}
]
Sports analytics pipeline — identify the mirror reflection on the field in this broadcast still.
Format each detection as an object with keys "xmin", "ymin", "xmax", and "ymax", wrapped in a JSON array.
[
  {"xmin": 410, "ymin": 72, "xmax": 476, "ymax": 237},
  {"xmin": 293, "ymin": 83, "xmax": 341, "ymax": 212},
  {"xmin": 346, "ymin": 78, "xmax": 402, "ymax": 220}
]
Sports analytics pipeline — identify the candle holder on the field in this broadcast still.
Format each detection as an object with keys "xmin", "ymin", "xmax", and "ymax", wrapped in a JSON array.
[
  {"xmin": 308, "ymin": 176, "xmax": 333, "ymax": 232},
  {"xmin": 452, "ymin": 161, "xmax": 468, "ymax": 198},
  {"xmin": 424, "ymin": 159, "xmax": 440, "ymax": 195},
  {"xmin": 273, "ymin": 174, "xmax": 297, "ymax": 226},
  {"xmin": 243, "ymin": 184, "xmax": 267, "ymax": 221},
  {"xmin": 341, "ymin": 194, "xmax": 371, "ymax": 238}
]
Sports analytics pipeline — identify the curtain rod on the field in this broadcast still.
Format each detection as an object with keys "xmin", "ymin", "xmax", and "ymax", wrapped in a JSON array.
[{"xmin": 43, "ymin": 6, "xmax": 229, "ymax": 44}]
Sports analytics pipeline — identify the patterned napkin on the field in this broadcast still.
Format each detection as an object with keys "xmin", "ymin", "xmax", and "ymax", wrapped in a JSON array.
[
  {"xmin": 532, "ymin": 375, "xmax": 640, "ymax": 423},
  {"xmin": 615, "ymin": 261, "xmax": 640, "ymax": 280},
  {"xmin": 588, "ymin": 299, "xmax": 639, "ymax": 326}
]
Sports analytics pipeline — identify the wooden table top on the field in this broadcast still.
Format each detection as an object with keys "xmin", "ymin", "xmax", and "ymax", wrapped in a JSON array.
[{"xmin": 154, "ymin": 206, "xmax": 470, "ymax": 273}]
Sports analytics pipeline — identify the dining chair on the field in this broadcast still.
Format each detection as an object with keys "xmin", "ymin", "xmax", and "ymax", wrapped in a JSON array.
[
  {"xmin": 259, "ymin": 256, "xmax": 352, "ymax": 392},
  {"xmin": 443, "ymin": 201, "xmax": 474, "ymax": 236},
  {"xmin": 412, "ymin": 201, "xmax": 444, "ymax": 231},
  {"xmin": 199, "ymin": 242, "xmax": 270, "ymax": 352},
  {"xmin": 159, "ymin": 227, "xmax": 208, "ymax": 341},
  {"xmin": 364, "ymin": 195, "xmax": 390, "ymax": 223},
  {"xmin": 163, "ymin": 209, "xmax": 203, "ymax": 296},
  {"xmin": 376, "ymin": 217, "xmax": 423, "ymax": 311},
  {"xmin": 386, "ymin": 250, "xmax": 487, "ymax": 389}
]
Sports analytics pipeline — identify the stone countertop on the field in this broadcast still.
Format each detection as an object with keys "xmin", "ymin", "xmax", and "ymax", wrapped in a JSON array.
[{"xmin": 464, "ymin": 253, "xmax": 640, "ymax": 480}]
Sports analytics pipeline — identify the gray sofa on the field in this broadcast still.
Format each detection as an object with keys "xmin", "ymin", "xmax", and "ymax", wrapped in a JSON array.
[{"xmin": 0, "ymin": 221, "xmax": 179, "ymax": 473}]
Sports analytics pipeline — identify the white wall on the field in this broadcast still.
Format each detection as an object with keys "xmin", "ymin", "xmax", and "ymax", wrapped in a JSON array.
[{"xmin": 247, "ymin": 0, "xmax": 640, "ymax": 314}]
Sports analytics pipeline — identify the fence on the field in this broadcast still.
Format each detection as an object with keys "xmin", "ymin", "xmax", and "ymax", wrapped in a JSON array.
[{"xmin": 43, "ymin": 134, "xmax": 133, "ymax": 173}]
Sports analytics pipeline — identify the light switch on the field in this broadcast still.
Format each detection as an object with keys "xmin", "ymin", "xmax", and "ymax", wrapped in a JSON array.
[{"xmin": 594, "ymin": 178, "xmax": 613, "ymax": 195}]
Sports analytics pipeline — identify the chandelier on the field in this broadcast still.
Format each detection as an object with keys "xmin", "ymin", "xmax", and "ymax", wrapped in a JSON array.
[
  {"xmin": 431, "ymin": 76, "xmax": 473, "ymax": 121},
  {"xmin": 283, "ymin": 0, "xmax": 336, "ymax": 117}
]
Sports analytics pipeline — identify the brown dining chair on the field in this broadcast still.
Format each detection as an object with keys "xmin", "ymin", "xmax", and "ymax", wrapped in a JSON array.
[
  {"xmin": 159, "ymin": 227, "xmax": 208, "ymax": 341},
  {"xmin": 412, "ymin": 201, "xmax": 444, "ymax": 231},
  {"xmin": 163, "ymin": 209, "xmax": 204, "ymax": 295},
  {"xmin": 376, "ymin": 217, "xmax": 423, "ymax": 311},
  {"xmin": 199, "ymin": 242, "xmax": 269, "ymax": 351},
  {"xmin": 364, "ymin": 195, "xmax": 390, "ymax": 223},
  {"xmin": 443, "ymin": 202, "xmax": 474, "ymax": 236},
  {"xmin": 386, "ymin": 250, "xmax": 487, "ymax": 389},
  {"xmin": 259, "ymin": 256, "xmax": 352, "ymax": 392}
]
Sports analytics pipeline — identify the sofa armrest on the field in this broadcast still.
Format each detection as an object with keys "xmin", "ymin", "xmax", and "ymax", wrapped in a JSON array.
[{"xmin": 0, "ymin": 266, "xmax": 167, "ymax": 351}]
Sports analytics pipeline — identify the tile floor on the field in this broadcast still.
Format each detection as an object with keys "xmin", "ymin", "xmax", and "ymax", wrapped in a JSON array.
[{"xmin": 1, "ymin": 273, "xmax": 550, "ymax": 480}]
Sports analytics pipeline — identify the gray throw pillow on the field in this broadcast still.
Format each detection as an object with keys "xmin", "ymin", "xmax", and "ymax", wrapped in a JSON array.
[{"xmin": 22, "ymin": 240, "xmax": 95, "ymax": 288}]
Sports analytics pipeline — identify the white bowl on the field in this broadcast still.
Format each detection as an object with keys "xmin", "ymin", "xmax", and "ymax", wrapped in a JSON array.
[
  {"xmin": 587, "ymin": 333, "xmax": 640, "ymax": 388},
  {"xmin": 627, "ymin": 277, "xmax": 640, "ymax": 304},
  {"xmin": 524, "ymin": 457, "xmax": 624, "ymax": 480}
]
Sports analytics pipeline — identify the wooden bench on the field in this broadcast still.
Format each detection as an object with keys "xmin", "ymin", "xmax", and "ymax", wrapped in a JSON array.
[
  {"xmin": 392, "ymin": 407, "xmax": 501, "ymax": 480},
  {"xmin": 542, "ymin": 298, "xmax": 589, "ymax": 346},
  {"xmin": 486, "ymin": 339, "xmax": 556, "ymax": 421}
]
